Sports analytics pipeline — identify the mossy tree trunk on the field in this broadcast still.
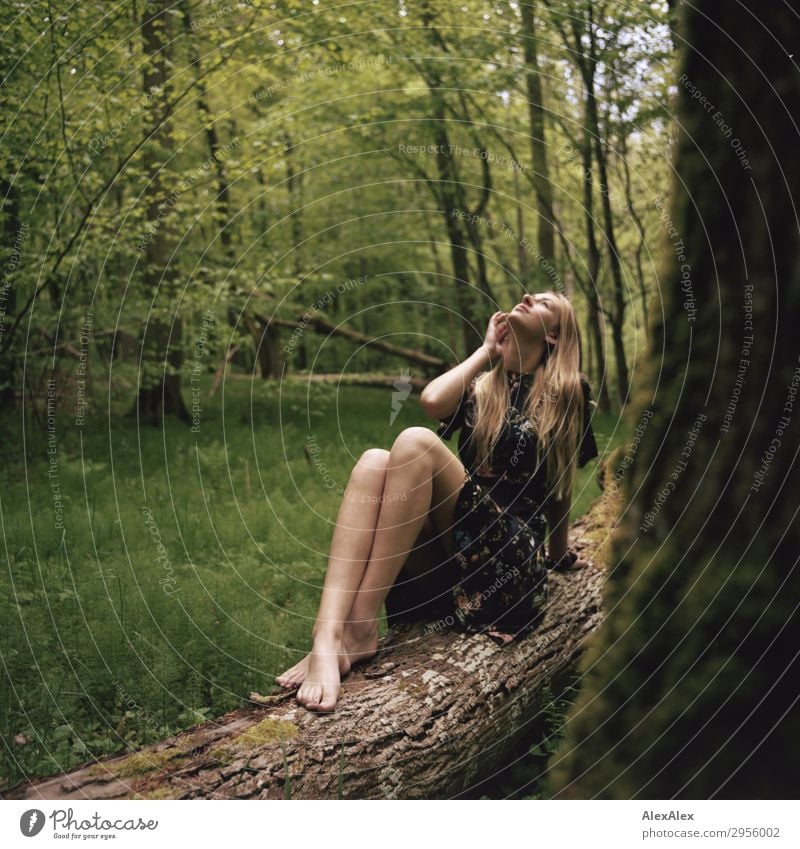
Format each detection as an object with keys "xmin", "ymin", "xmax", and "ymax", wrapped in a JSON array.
[{"xmin": 550, "ymin": 1, "xmax": 800, "ymax": 798}]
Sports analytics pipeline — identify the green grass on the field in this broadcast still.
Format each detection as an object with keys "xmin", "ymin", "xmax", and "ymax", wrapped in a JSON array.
[{"xmin": 0, "ymin": 369, "xmax": 622, "ymax": 789}]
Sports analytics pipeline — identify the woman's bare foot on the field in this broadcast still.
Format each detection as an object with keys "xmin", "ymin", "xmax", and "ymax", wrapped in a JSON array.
[
  {"xmin": 275, "ymin": 622, "xmax": 378, "ymax": 690},
  {"xmin": 295, "ymin": 635, "xmax": 345, "ymax": 712},
  {"xmin": 344, "ymin": 621, "xmax": 379, "ymax": 668},
  {"xmin": 275, "ymin": 650, "xmax": 344, "ymax": 690}
]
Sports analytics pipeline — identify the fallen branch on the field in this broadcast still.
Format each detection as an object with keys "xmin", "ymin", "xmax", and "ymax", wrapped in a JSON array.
[
  {"xmin": 298, "ymin": 372, "xmax": 429, "ymax": 393},
  {"xmin": 253, "ymin": 298, "xmax": 446, "ymax": 370}
]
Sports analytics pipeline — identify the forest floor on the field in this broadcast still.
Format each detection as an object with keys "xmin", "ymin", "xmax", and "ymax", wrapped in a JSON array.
[{"xmin": 1, "ymin": 370, "xmax": 622, "ymax": 794}]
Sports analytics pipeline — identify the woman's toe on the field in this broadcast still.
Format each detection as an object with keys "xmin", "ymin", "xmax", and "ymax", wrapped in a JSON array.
[
  {"xmin": 297, "ymin": 683, "xmax": 317, "ymax": 707},
  {"xmin": 317, "ymin": 686, "xmax": 339, "ymax": 712}
]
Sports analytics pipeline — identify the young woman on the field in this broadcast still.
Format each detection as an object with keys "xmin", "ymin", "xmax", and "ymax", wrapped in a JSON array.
[{"xmin": 275, "ymin": 289, "xmax": 599, "ymax": 712}]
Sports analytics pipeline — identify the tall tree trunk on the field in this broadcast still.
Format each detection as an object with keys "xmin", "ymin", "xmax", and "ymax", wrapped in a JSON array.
[
  {"xmin": 579, "ymin": 97, "xmax": 611, "ymax": 413},
  {"xmin": 429, "ymin": 90, "xmax": 481, "ymax": 357},
  {"xmin": 619, "ymin": 131, "xmax": 650, "ymax": 344},
  {"xmin": 180, "ymin": 2, "xmax": 235, "ymax": 261},
  {"xmin": 449, "ymin": 99, "xmax": 495, "ymax": 304},
  {"xmin": 584, "ymin": 302, "xmax": 595, "ymax": 377},
  {"xmin": 182, "ymin": 3, "xmax": 258, "ymax": 386},
  {"xmin": 415, "ymin": 2, "xmax": 483, "ymax": 357},
  {"xmin": 277, "ymin": 133, "xmax": 306, "ymax": 375},
  {"xmin": 520, "ymin": 0, "xmax": 555, "ymax": 268},
  {"xmin": 284, "ymin": 133, "xmax": 303, "ymax": 281},
  {"xmin": 582, "ymin": 12, "xmax": 629, "ymax": 408},
  {"xmin": 0, "ymin": 178, "xmax": 21, "ymax": 406},
  {"xmin": 512, "ymin": 164, "xmax": 528, "ymax": 281},
  {"xmin": 430, "ymin": 238, "xmax": 460, "ymax": 355},
  {"xmin": 552, "ymin": 0, "xmax": 800, "ymax": 798},
  {"xmin": 132, "ymin": 0, "xmax": 189, "ymax": 424}
]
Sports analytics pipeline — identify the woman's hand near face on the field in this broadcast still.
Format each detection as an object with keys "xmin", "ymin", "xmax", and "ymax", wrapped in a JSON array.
[
  {"xmin": 483, "ymin": 311, "xmax": 509, "ymax": 360},
  {"xmin": 420, "ymin": 314, "xmax": 502, "ymax": 419},
  {"xmin": 421, "ymin": 309, "xmax": 509, "ymax": 419}
]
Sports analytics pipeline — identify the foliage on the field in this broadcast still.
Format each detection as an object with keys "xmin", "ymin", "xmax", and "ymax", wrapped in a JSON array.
[
  {"xmin": 1, "ymin": 0, "xmax": 674, "ymax": 404},
  {"xmin": 1, "ymin": 0, "xmax": 668, "ymax": 794}
]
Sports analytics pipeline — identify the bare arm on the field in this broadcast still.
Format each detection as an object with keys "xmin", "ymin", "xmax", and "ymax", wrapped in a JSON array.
[
  {"xmin": 420, "ymin": 311, "xmax": 508, "ymax": 420},
  {"xmin": 546, "ymin": 493, "xmax": 571, "ymax": 562},
  {"xmin": 420, "ymin": 344, "xmax": 491, "ymax": 420}
]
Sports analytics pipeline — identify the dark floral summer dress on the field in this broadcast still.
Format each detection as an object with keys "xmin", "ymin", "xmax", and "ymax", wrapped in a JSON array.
[{"xmin": 434, "ymin": 369, "xmax": 599, "ymax": 646}]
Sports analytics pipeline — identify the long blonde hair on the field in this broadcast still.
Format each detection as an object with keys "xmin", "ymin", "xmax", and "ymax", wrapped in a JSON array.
[{"xmin": 469, "ymin": 290, "xmax": 585, "ymax": 502}]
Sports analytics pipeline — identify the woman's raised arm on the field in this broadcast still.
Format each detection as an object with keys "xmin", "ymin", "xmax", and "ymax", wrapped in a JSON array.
[{"xmin": 420, "ymin": 312, "xmax": 508, "ymax": 420}]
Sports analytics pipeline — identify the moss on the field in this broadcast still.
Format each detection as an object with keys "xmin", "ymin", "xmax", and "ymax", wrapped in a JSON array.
[
  {"xmin": 107, "ymin": 746, "xmax": 190, "ymax": 778},
  {"xmin": 207, "ymin": 745, "xmax": 235, "ymax": 765},
  {"xmin": 230, "ymin": 717, "xmax": 298, "ymax": 748},
  {"xmin": 578, "ymin": 480, "xmax": 624, "ymax": 569},
  {"xmin": 134, "ymin": 786, "xmax": 179, "ymax": 800},
  {"xmin": 396, "ymin": 677, "xmax": 423, "ymax": 696}
]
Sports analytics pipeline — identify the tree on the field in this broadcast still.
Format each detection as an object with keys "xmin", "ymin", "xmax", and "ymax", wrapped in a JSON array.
[
  {"xmin": 551, "ymin": 0, "xmax": 800, "ymax": 798},
  {"xmin": 133, "ymin": 0, "xmax": 190, "ymax": 424},
  {"xmin": 547, "ymin": 0, "xmax": 631, "ymax": 407},
  {"xmin": 519, "ymin": 1, "xmax": 555, "ymax": 270}
]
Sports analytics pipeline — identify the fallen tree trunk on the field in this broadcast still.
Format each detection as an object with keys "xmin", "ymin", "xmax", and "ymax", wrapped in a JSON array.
[
  {"xmin": 6, "ymin": 479, "xmax": 620, "ymax": 800},
  {"xmin": 225, "ymin": 371, "xmax": 431, "ymax": 393},
  {"xmin": 257, "ymin": 305, "xmax": 446, "ymax": 370},
  {"xmin": 297, "ymin": 371, "xmax": 429, "ymax": 393}
]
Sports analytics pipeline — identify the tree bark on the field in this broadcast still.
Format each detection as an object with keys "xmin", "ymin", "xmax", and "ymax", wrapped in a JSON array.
[
  {"xmin": 5, "ymin": 485, "xmax": 618, "ymax": 800},
  {"xmin": 579, "ymin": 103, "xmax": 611, "ymax": 413},
  {"xmin": 281, "ymin": 132, "xmax": 305, "ymax": 373},
  {"xmin": 0, "ymin": 178, "xmax": 22, "ymax": 406},
  {"xmin": 430, "ymin": 91, "xmax": 482, "ymax": 356},
  {"xmin": 410, "ymin": 3, "xmax": 484, "ymax": 356},
  {"xmin": 244, "ymin": 314, "xmax": 284, "ymax": 380},
  {"xmin": 546, "ymin": 1, "xmax": 613, "ymax": 414},
  {"xmin": 618, "ymin": 131, "xmax": 650, "ymax": 343},
  {"xmin": 180, "ymin": 3, "xmax": 235, "ymax": 260}
]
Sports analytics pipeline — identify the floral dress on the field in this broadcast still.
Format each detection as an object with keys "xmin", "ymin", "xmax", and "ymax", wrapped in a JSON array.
[{"xmin": 434, "ymin": 369, "xmax": 599, "ymax": 645}]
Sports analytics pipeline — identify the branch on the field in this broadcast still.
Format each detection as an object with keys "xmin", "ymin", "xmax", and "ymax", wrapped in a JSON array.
[{"xmin": 259, "ymin": 303, "xmax": 445, "ymax": 370}]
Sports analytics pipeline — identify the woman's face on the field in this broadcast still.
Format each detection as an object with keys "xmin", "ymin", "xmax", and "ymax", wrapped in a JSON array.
[{"xmin": 506, "ymin": 292, "xmax": 560, "ymax": 345}]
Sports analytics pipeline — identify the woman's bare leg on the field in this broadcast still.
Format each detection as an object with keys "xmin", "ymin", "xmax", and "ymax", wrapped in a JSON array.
[
  {"xmin": 276, "ymin": 519, "xmax": 453, "ymax": 688},
  {"xmin": 275, "ymin": 448, "xmax": 390, "ymax": 688},
  {"xmin": 275, "ymin": 497, "xmax": 452, "ymax": 686},
  {"xmin": 383, "ymin": 514, "xmax": 456, "ymax": 625},
  {"xmin": 345, "ymin": 436, "xmax": 463, "ymax": 632},
  {"xmin": 296, "ymin": 427, "xmax": 466, "ymax": 712}
]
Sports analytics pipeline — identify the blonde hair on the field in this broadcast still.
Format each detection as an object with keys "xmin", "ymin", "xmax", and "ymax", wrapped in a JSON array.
[{"xmin": 469, "ymin": 290, "xmax": 585, "ymax": 502}]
